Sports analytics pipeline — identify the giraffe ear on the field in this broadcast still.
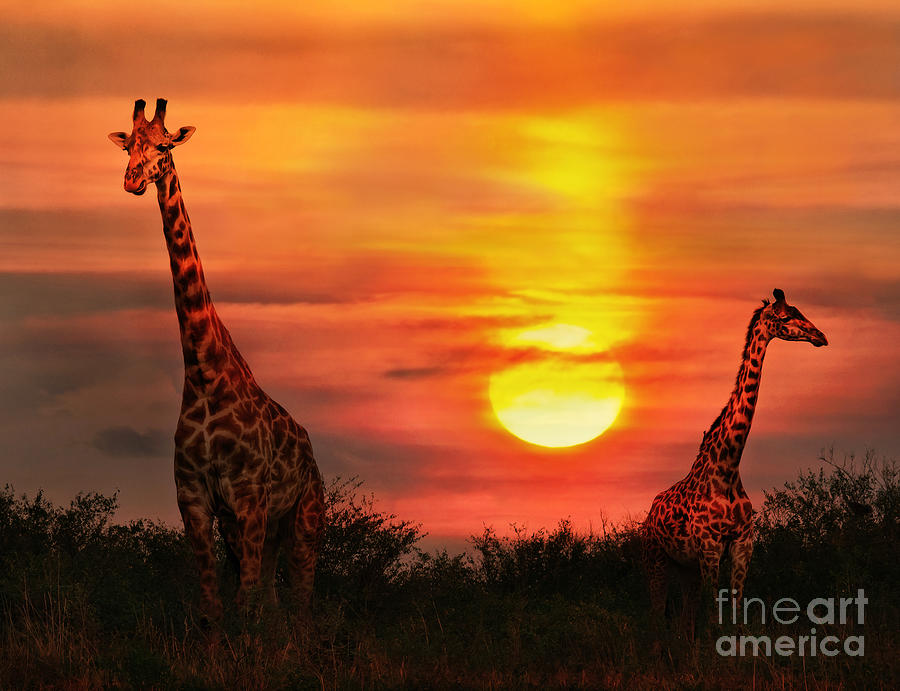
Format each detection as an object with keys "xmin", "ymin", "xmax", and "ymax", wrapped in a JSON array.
[
  {"xmin": 169, "ymin": 126, "xmax": 196, "ymax": 147},
  {"xmin": 108, "ymin": 132, "xmax": 128, "ymax": 149},
  {"xmin": 773, "ymin": 288, "xmax": 785, "ymax": 303}
]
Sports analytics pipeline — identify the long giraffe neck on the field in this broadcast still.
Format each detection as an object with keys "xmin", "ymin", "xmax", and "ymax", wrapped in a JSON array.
[
  {"xmin": 156, "ymin": 170, "xmax": 246, "ymax": 389},
  {"xmin": 692, "ymin": 309, "xmax": 771, "ymax": 484}
]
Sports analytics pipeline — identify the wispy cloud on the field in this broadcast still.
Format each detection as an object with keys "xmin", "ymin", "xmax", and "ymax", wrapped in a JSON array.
[
  {"xmin": 92, "ymin": 426, "xmax": 169, "ymax": 458},
  {"xmin": 3, "ymin": 15, "xmax": 900, "ymax": 102}
]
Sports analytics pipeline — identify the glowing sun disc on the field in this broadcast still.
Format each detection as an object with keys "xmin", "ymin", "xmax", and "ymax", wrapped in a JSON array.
[{"xmin": 489, "ymin": 358, "xmax": 625, "ymax": 448}]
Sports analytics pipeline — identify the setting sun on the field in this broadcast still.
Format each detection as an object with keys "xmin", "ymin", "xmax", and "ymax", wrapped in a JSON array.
[{"xmin": 488, "ymin": 324, "xmax": 626, "ymax": 448}]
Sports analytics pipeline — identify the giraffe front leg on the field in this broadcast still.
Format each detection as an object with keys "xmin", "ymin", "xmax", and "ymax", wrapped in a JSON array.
[
  {"xmin": 728, "ymin": 534, "xmax": 754, "ymax": 628},
  {"xmin": 288, "ymin": 481, "xmax": 325, "ymax": 614},
  {"xmin": 698, "ymin": 543, "xmax": 724, "ymax": 629},
  {"xmin": 233, "ymin": 498, "xmax": 268, "ymax": 611},
  {"xmin": 179, "ymin": 500, "xmax": 223, "ymax": 626}
]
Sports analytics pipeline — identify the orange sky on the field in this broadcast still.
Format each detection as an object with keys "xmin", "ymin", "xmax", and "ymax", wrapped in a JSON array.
[{"xmin": 1, "ymin": 2, "xmax": 899, "ymax": 548}]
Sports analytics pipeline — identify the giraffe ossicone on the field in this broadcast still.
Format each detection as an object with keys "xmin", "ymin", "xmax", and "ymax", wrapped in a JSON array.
[
  {"xmin": 109, "ymin": 98, "xmax": 325, "ymax": 624},
  {"xmin": 642, "ymin": 288, "xmax": 827, "ymax": 636}
]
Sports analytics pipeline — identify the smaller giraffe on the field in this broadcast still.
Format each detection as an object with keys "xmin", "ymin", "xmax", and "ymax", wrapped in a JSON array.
[{"xmin": 643, "ymin": 289, "xmax": 827, "ymax": 635}]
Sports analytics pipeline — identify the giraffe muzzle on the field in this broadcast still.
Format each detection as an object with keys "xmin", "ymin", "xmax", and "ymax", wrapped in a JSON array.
[
  {"xmin": 124, "ymin": 167, "xmax": 147, "ymax": 195},
  {"xmin": 124, "ymin": 178, "xmax": 147, "ymax": 195},
  {"xmin": 809, "ymin": 329, "xmax": 828, "ymax": 347}
]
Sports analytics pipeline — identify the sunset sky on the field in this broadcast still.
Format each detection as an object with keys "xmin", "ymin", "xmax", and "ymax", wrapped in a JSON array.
[{"xmin": 1, "ymin": 1, "xmax": 899, "ymax": 548}]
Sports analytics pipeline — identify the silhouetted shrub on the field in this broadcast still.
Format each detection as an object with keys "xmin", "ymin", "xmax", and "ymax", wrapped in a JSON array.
[
  {"xmin": 750, "ymin": 448, "xmax": 900, "ymax": 623},
  {"xmin": 468, "ymin": 518, "xmax": 643, "ymax": 607},
  {"xmin": 316, "ymin": 476, "xmax": 424, "ymax": 610},
  {"xmin": 0, "ymin": 451, "xmax": 897, "ymax": 688}
]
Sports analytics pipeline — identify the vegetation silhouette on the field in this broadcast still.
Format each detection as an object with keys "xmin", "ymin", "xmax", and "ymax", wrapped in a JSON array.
[{"xmin": 1, "ymin": 449, "xmax": 897, "ymax": 689}]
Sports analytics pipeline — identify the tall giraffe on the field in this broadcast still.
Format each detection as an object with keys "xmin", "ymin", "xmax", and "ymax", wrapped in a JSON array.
[
  {"xmin": 109, "ymin": 99, "xmax": 325, "ymax": 623},
  {"xmin": 643, "ymin": 289, "xmax": 827, "ymax": 632}
]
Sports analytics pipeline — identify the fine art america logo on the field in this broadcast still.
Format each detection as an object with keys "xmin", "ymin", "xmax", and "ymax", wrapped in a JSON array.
[{"xmin": 715, "ymin": 589, "xmax": 867, "ymax": 657}]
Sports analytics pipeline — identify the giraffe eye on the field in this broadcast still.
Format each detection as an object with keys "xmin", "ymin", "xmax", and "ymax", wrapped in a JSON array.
[{"xmin": 156, "ymin": 144, "xmax": 171, "ymax": 152}]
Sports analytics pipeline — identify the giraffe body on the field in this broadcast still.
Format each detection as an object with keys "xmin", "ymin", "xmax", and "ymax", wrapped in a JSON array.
[
  {"xmin": 643, "ymin": 289, "xmax": 827, "ymax": 630},
  {"xmin": 110, "ymin": 100, "xmax": 324, "ymax": 622}
]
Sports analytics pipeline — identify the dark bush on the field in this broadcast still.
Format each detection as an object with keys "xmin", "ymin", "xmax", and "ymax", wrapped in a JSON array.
[
  {"xmin": 750, "ymin": 448, "xmax": 900, "ymax": 624},
  {"xmin": 0, "ymin": 451, "xmax": 897, "ymax": 688}
]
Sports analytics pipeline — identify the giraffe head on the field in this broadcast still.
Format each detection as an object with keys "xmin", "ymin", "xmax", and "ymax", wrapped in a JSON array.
[
  {"xmin": 108, "ymin": 99, "xmax": 195, "ymax": 195},
  {"xmin": 761, "ymin": 288, "xmax": 828, "ymax": 347}
]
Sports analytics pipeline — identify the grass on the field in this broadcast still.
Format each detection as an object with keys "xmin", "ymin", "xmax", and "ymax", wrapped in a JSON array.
[{"xmin": 0, "ymin": 449, "xmax": 897, "ymax": 689}]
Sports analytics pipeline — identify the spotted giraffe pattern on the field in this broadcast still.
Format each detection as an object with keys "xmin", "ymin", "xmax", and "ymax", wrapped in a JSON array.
[
  {"xmin": 643, "ymin": 289, "xmax": 827, "ymax": 628},
  {"xmin": 109, "ymin": 99, "xmax": 325, "ymax": 622}
]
